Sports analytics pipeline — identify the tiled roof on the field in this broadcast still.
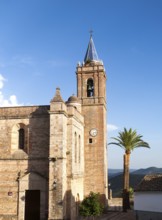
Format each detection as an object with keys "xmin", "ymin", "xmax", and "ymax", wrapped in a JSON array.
[{"xmin": 135, "ymin": 174, "xmax": 162, "ymax": 192}]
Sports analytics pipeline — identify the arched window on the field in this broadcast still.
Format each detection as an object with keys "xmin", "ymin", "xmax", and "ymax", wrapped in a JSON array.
[
  {"xmin": 75, "ymin": 132, "xmax": 77, "ymax": 163},
  {"xmin": 87, "ymin": 79, "xmax": 94, "ymax": 97},
  {"xmin": 78, "ymin": 135, "xmax": 81, "ymax": 163},
  {"xmin": 11, "ymin": 123, "xmax": 28, "ymax": 154},
  {"xmin": 19, "ymin": 128, "xmax": 25, "ymax": 149}
]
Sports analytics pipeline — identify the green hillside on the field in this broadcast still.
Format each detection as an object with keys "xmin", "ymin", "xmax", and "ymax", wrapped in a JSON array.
[
  {"xmin": 109, "ymin": 173, "xmax": 144, "ymax": 197},
  {"xmin": 108, "ymin": 167, "xmax": 162, "ymax": 197}
]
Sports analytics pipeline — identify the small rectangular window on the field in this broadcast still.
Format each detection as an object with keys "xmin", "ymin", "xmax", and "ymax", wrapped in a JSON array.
[{"xmin": 89, "ymin": 138, "xmax": 93, "ymax": 144}]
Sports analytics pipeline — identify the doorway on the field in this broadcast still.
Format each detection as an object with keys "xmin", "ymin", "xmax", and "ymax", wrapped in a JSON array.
[{"xmin": 25, "ymin": 190, "xmax": 40, "ymax": 220}]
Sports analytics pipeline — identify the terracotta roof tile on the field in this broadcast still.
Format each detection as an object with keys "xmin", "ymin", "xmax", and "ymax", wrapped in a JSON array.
[{"xmin": 135, "ymin": 174, "xmax": 162, "ymax": 192}]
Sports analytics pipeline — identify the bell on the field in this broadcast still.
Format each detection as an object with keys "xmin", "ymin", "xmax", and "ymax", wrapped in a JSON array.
[{"xmin": 87, "ymin": 85, "xmax": 92, "ymax": 90}]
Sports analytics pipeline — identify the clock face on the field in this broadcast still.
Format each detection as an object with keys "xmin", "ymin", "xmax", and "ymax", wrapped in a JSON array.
[{"xmin": 90, "ymin": 128, "xmax": 98, "ymax": 137}]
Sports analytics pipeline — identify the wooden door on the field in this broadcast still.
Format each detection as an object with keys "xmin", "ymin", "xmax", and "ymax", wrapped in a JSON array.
[{"xmin": 25, "ymin": 190, "xmax": 40, "ymax": 220}]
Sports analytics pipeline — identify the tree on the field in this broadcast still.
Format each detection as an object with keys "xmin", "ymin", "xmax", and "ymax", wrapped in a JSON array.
[
  {"xmin": 79, "ymin": 192, "xmax": 104, "ymax": 218},
  {"xmin": 109, "ymin": 128, "xmax": 150, "ymax": 211}
]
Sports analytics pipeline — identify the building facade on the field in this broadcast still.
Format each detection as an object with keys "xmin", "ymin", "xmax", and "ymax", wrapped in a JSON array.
[
  {"xmin": 0, "ymin": 36, "xmax": 107, "ymax": 220},
  {"xmin": 134, "ymin": 174, "xmax": 162, "ymax": 220}
]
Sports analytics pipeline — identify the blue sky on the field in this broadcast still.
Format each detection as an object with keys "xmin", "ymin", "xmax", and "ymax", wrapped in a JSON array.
[{"xmin": 0, "ymin": 0, "xmax": 162, "ymax": 169}]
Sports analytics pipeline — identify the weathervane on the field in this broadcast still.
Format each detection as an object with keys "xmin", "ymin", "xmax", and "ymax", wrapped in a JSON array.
[{"xmin": 89, "ymin": 30, "xmax": 93, "ymax": 37}]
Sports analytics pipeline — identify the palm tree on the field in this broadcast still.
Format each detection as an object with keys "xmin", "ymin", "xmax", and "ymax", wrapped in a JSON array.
[{"xmin": 109, "ymin": 128, "xmax": 150, "ymax": 211}]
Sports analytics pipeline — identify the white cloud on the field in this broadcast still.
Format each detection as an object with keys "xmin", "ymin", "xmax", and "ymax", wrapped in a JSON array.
[
  {"xmin": 0, "ymin": 74, "xmax": 21, "ymax": 107},
  {"xmin": 0, "ymin": 74, "xmax": 5, "ymax": 89},
  {"xmin": 0, "ymin": 92, "xmax": 20, "ymax": 107},
  {"xmin": 107, "ymin": 124, "xmax": 119, "ymax": 132},
  {"xmin": 10, "ymin": 95, "xmax": 19, "ymax": 105}
]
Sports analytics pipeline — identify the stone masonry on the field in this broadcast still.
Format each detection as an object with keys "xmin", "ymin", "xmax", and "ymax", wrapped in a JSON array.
[{"xmin": 0, "ymin": 36, "xmax": 108, "ymax": 220}]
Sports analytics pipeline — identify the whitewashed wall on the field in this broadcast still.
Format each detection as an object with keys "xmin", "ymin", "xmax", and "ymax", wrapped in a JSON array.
[{"xmin": 134, "ymin": 192, "xmax": 162, "ymax": 213}]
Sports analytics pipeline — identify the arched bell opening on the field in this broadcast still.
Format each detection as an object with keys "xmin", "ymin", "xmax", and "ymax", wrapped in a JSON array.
[{"xmin": 87, "ymin": 79, "xmax": 94, "ymax": 97}]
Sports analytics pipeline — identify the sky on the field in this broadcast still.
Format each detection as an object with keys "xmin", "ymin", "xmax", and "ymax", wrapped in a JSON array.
[{"xmin": 0, "ymin": 0, "xmax": 162, "ymax": 169}]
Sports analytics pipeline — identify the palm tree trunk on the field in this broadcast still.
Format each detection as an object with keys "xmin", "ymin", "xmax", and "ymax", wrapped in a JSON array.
[
  {"xmin": 123, "ymin": 153, "xmax": 130, "ymax": 211},
  {"xmin": 123, "ymin": 154, "xmax": 127, "ymax": 190},
  {"xmin": 125, "ymin": 152, "xmax": 130, "ymax": 190},
  {"xmin": 123, "ymin": 154, "xmax": 127, "ymax": 212}
]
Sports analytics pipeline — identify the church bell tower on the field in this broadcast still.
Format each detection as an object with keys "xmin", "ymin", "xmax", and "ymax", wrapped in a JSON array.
[{"xmin": 76, "ymin": 35, "xmax": 108, "ymax": 204}]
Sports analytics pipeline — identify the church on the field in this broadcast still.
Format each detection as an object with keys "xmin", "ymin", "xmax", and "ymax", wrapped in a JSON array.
[{"xmin": 0, "ymin": 36, "xmax": 108, "ymax": 220}]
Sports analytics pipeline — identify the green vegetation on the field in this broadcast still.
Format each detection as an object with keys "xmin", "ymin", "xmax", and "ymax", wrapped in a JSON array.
[
  {"xmin": 129, "ymin": 187, "xmax": 134, "ymax": 198},
  {"xmin": 109, "ymin": 128, "xmax": 150, "ymax": 210},
  {"xmin": 109, "ymin": 173, "xmax": 144, "ymax": 197},
  {"xmin": 79, "ymin": 192, "xmax": 104, "ymax": 217}
]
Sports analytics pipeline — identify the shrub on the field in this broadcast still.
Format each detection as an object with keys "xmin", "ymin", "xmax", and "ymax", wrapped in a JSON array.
[
  {"xmin": 129, "ymin": 187, "xmax": 134, "ymax": 198},
  {"xmin": 79, "ymin": 192, "xmax": 104, "ymax": 217}
]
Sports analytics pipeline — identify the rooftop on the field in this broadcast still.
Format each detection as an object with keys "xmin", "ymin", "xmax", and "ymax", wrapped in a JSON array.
[{"xmin": 135, "ymin": 174, "xmax": 162, "ymax": 192}]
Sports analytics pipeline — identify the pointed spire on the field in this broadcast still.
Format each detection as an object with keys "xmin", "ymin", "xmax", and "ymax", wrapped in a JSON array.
[
  {"xmin": 84, "ymin": 33, "xmax": 99, "ymax": 63},
  {"xmin": 51, "ymin": 88, "xmax": 64, "ymax": 102}
]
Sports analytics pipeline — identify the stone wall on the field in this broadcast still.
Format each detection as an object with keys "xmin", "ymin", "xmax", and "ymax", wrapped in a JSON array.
[
  {"xmin": 66, "ymin": 105, "xmax": 84, "ymax": 220},
  {"xmin": 48, "ymin": 99, "xmax": 68, "ymax": 220},
  {"xmin": 83, "ymin": 104, "xmax": 107, "ymax": 199},
  {"xmin": 76, "ymin": 61, "xmax": 108, "ymax": 205},
  {"xmin": 0, "ymin": 106, "xmax": 49, "ymax": 219},
  {"xmin": 48, "ymin": 95, "xmax": 85, "ymax": 220}
]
